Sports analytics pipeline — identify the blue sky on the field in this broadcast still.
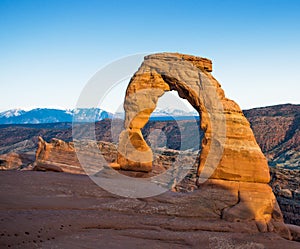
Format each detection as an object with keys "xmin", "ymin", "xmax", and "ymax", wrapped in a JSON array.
[{"xmin": 0, "ymin": 0, "xmax": 299, "ymax": 112}]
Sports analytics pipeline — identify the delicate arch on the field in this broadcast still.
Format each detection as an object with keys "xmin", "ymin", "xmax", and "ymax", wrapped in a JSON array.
[{"xmin": 117, "ymin": 53, "xmax": 270, "ymax": 184}]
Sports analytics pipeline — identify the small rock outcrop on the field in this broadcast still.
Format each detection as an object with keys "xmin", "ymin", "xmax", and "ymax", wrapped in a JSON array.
[
  {"xmin": 34, "ymin": 137, "xmax": 118, "ymax": 174},
  {"xmin": 0, "ymin": 152, "xmax": 34, "ymax": 170}
]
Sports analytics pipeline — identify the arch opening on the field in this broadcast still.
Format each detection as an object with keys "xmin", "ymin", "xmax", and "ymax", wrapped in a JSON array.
[{"xmin": 134, "ymin": 91, "xmax": 204, "ymax": 183}]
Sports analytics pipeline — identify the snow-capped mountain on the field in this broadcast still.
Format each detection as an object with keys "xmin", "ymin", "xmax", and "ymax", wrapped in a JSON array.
[
  {"xmin": 0, "ymin": 108, "xmax": 113, "ymax": 124},
  {"xmin": 72, "ymin": 108, "xmax": 112, "ymax": 122},
  {"xmin": 151, "ymin": 107, "xmax": 198, "ymax": 117},
  {"xmin": 114, "ymin": 107, "xmax": 198, "ymax": 121},
  {"xmin": 0, "ymin": 109, "xmax": 26, "ymax": 118},
  {"xmin": 0, "ymin": 106, "xmax": 198, "ymax": 124}
]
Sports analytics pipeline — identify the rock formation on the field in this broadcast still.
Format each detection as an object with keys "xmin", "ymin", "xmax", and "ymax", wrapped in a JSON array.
[
  {"xmin": 0, "ymin": 152, "xmax": 34, "ymax": 170},
  {"xmin": 116, "ymin": 53, "xmax": 290, "ymax": 237},
  {"xmin": 34, "ymin": 137, "xmax": 118, "ymax": 174},
  {"xmin": 117, "ymin": 53, "xmax": 270, "ymax": 181}
]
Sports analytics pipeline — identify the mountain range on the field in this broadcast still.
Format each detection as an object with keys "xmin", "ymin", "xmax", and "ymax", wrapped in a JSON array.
[
  {"xmin": 0, "ymin": 107, "xmax": 200, "ymax": 124},
  {"xmin": 0, "ymin": 108, "xmax": 112, "ymax": 124}
]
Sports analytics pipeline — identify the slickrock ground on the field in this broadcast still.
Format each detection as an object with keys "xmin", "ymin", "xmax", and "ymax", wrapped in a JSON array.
[{"xmin": 0, "ymin": 171, "xmax": 299, "ymax": 249}]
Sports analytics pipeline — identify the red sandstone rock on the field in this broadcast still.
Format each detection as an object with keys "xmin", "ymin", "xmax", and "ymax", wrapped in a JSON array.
[
  {"xmin": 117, "ymin": 53, "xmax": 270, "ymax": 184},
  {"xmin": 34, "ymin": 137, "xmax": 118, "ymax": 174},
  {"xmin": 115, "ymin": 52, "xmax": 288, "ymax": 235}
]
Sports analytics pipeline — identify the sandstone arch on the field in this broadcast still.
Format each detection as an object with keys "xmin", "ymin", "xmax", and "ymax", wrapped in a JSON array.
[
  {"xmin": 115, "ymin": 53, "xmax": 291, "ymax": 236},
  {"xmin": 117, "ymin": 53, "xmax": 269, "ymax": 183}
]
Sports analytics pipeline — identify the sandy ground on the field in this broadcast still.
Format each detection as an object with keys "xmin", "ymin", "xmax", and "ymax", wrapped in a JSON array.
[{"xmin": 0, "ymin": 171, "xmax": 299, "ymax": 249}]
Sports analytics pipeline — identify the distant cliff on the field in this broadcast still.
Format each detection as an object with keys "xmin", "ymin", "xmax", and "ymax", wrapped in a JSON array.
[{"xmin": 244, "ymin": 104, "xmax": 300, "ymax": 170}]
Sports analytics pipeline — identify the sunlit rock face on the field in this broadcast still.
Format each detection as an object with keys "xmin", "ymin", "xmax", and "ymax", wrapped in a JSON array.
[
  {"xmin": 116, "ymin": 53, "xmax": 291, "ymax": 238},
  {"xmin": 117, "ymin": 53, "xmax": 269, "ymax": 182}
]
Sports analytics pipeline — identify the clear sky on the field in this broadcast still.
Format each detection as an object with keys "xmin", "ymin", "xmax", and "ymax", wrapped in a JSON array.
[{"xmin": 1, "ymin": 0, "xmax": 299, "ymax": 112}]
